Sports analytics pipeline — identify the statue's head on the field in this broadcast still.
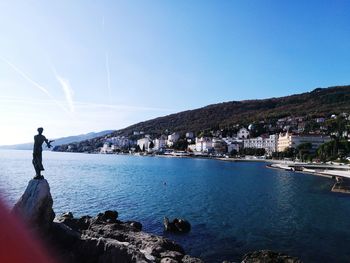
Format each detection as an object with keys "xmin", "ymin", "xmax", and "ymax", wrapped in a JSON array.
[{"xmin": 37, "ymin": 127, "xmax": 44, "ymax": 134}]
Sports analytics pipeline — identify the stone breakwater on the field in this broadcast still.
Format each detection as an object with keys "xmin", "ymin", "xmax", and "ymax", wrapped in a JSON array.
[{"xmin": 12, "ymin": 178, "xmax": 302, "ymax": 263}]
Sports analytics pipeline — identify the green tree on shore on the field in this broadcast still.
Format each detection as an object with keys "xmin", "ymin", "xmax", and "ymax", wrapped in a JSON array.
[
  {"xmin": 272, "ymin": 147, "xmax": 297, "ymax": 160},
  {"xmin": 317, "ymin": 139, "xmax": 350, "ymax": 161},
  {"xmin": 241, "ymin": 148, "xmax": 265, "ymax": 156},
  {"xmin": 296, "ymin": 143, "xmax": 313, "ymax": 162}
]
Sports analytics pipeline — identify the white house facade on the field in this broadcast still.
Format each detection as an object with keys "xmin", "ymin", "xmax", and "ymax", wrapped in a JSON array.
[
  {"xmin": 153, "ymin": 135, "xmax": 167, "ymax": 150},
  {"xmin": 137, "ymin": 137, "xmax": 153, "ymax": 151},
  {"xmin": 195, "ymin": 137, "xmax": 213, "ymax": 152},
  {"xmin": 243, "ymin": 134, "xmax": 278, "ymax": 155}
]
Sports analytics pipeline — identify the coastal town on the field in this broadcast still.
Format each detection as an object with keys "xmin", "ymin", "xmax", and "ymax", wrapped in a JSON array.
[{"xmin": 97, "ymin": 112, "xmax": 350, "ymax": 163}]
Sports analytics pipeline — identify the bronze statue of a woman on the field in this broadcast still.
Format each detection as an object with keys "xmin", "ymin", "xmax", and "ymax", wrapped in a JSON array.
[{"xmin": 32, "ymin": 127, "xmax": 53, "ymax": 179}]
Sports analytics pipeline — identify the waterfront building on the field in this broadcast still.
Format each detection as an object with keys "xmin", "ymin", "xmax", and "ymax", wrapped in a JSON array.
[
  {"xmin": 277, "ymin": 132, "xmax": 331, "ymax": 152},
  {"xmin": 223, "ymin": 137, "xmax": 243, "ymax": 152},
  {"xmin": 106, "ymin": 136, "xmax": 134, "ymax": 149},
  {"xmin": 153, "ymin": 135, "xmax": 167, "ymax": 151},
  {"xmin": 100, "ymin": 143, "xmax": 112, "ymax": 154},
  {"xmin": 227, "ymin": 142, "xmax": 240, "ymax": 154},
  {"xmin": 195, "ymin": 137, "xmax": 213, "ymax": 152},
  {"xmin": 111, "ymin": 145, "xmax": 118, "ymax": 151},
  {"xmin": 137, "ymin": 137, "xmax": 153, "ymax": 151},
  {"xmin": 100, "ymin": 136, "xmax": 135, "ymax": 153},
  {"xmin": 237, "ymin": 128, "xmax": 250, "ymax": 139},
  {"xmin": 243, "ymin": 134, "xmax": 278, "ymax": 155},
  {"xmin": 167, "ymin": 132, "xmax": 180, "ymax": 147},
  {"xmin": 212, "ymin": 138, "xmax": 227, "ymax": 154},
  {"xmin": 187, "ymin": 143, "xmax": 196, "ymax": 152}
]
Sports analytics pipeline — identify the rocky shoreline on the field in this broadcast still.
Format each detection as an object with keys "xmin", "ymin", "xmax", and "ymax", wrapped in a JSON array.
[
  {"xmin": 13, "ymin": 179, "xmax": 203, "ymax": 263},
  {"xmin": 12, "ymin": 178, "xmax": 302, "ymax": 263},
  {"xmin": 50, "ymin": 211, "xmax": 202, "ymax": 263}
]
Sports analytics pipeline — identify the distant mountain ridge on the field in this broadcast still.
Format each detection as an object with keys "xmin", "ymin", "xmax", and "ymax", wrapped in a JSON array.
[{"xmin": 0, "ymin": 130, "xmax": 115, "ymax": 150}]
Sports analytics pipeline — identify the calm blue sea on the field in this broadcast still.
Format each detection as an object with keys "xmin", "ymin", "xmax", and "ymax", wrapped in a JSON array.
[{"xmin": 0, "ymin": 150, "xmax": 350, "ymax": 262}]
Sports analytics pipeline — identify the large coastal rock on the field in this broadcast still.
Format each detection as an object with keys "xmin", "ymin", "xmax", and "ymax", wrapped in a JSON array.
[{"xmin": 12, "ymin": 179, "xmax": 55, "ymax": 232}]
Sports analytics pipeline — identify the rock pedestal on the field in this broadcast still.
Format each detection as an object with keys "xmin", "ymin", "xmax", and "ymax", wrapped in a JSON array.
[{"xmin": 12, "ymin": 179, "xmax": 55, "ymax": 232}]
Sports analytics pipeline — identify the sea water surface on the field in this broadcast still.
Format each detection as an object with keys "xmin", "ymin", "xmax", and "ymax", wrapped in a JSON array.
[{"xmin": 1, "ymin": 150, "xmax": 350, "ymax": 262}]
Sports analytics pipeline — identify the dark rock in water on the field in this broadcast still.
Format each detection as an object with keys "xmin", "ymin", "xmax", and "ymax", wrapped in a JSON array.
[
  {"xmin": 97, "ymin": 210, "xmax": 119, "ymax": 223},
  {"xmin": 12, "ymin": 179, "xmax": 55, "ymax": 232},
  {"xmin": 164, "ymin": 217, "xmax": 191, "ymax": 233},
  {"xmin": 241, "ymin": 250, "xmax": 302, "ymax": 263}
]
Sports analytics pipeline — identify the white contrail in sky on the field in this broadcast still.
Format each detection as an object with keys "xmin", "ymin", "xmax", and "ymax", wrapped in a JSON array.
[
  {"xmin": 105, "ymin": 52, "xmax": 111, "ymax": 99},
  {"xmin": 0, "ymin": 57, "xmax": 69, "ymax": 113},
  {"xmin": 55, "ymin": 74, "xmax": 75, "ymax": 113},
  {"xmin": 1, "ymin": 57, "xmax": 51, "ymax": 97}
]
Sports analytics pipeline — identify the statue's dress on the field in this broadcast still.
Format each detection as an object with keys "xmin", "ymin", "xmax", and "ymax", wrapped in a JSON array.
[{"xmin": 32, "ymin": 135, "xmax": 46, "ymax": 172}]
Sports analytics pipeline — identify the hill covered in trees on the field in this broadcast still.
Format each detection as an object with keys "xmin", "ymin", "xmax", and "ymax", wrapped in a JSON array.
[
  {"xmin": 113, "ymin": 85, "xmax": 350, "ymax": 137},
  {"xmin": 54, "ymin": 85, "xmax": 350, "ymax": 153}
]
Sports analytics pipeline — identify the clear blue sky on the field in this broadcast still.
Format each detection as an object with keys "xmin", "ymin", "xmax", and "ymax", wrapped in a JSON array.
[{"xmin": 1, "ymin": 0, "xmax": 350, "ymax": 144}]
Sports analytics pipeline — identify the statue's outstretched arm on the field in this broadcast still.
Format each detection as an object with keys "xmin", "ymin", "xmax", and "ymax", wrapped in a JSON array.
[{"xmin": 44, "ymin": 137, "xmax": 54, "ymax": 148}]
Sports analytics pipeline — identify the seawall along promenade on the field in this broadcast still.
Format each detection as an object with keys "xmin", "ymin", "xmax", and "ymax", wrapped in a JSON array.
[{"xmin": 269, "ymin": 162, "xmax": 350, "ymax": 194}]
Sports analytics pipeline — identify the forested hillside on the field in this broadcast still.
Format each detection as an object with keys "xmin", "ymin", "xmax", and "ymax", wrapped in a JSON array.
[{"xmin": 113, "ymin": 85, "xmax": 350, "ymax": 137}]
